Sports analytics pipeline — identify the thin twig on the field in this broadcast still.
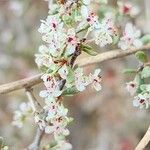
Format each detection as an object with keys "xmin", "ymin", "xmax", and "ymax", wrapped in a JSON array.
[
  {"xmin": 25, "ymin": 88, "xmax": 43, "ymax": 112},
  {"xmin": 27, "ymin": 127, "xmax": 44, "ymax": 150},
  {"xmin": 135, "ymin": 125, "xmax": 150, "ymax": 150},
  {"xmin": 25, "ymin": 88, "xmax": 44, "ymax": 150},
  {"xmin": 0, "ymin": 44, "xmax": 150, "ymax": 94}
]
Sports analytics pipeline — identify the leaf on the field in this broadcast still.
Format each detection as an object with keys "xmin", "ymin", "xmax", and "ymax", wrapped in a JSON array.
[
  {"xmin": 123, "ymin": 69, "xmax": 136, "ymax": 74},
  {"xmin": 81, "ymin": 44, "xmax": 98, "ymax": 56},
  {"xmin": 66, "ymin": 67, "xmax": 75, "ymax": 83},
  {"xmin": 141, "ymin": 66, "xmax": 150, "ymax": 78},
  {"xmin": 134, "ymin": 74, "xmax": 144, "ymax": 93},
  {"xmin": 62, "ymin": 15, "xmax": 74, "ymax": 27},
  {"xmin": 135, "ymin": 51, "xmax": 147, "ymax": 63},
  {"xmin": 140, "ymin": 84, "xmax": 150, "ymax": 92},
  {"xmin": 62, "ymin": 87, "xmax": 79, "ymax": 96},
  {"xmin": 48, "ymin": 140, "xmax": 57, "ymax": 148},
  {"xmin": 141, "ymin": 34, "xmax": 150, "ymax": 44},
  {"xmin": 112, "ymin": 34, "xmax": 119, "ymax": 45}
]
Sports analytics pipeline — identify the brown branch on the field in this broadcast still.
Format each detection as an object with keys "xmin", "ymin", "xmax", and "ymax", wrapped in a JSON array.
[
  {"xmin": 0, "ymin": 74, "xmax": 42, "ymax": 94},
  {"xmin": 76, "ymin": 44, "xmax": 150, "ymax": 66},
  {"xmin": 0, "ymin": 44, "xmax": 150, "ymax": 94},
  {"xmin": 135, "ymin": 125, "xmax": 150, "ymax": 150}
]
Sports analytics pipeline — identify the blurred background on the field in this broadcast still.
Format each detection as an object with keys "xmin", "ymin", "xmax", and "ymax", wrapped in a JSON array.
[{"xmin": 0, "ymin": 0, "xmax": 150, "ymax": 149}]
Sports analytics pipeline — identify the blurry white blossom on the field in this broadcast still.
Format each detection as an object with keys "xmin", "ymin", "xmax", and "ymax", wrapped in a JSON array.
[
  {"xmin": 9, "ymin": 0, "xmax": 23, "ymax": 17},
  {"xmin": 12, "ymin": 102, "xmax": 32, "ymax": 128},
  {"xmin": 118, "ymin": 23, "xmax": 143, "ymax": 50},
  {"xmin": 118, "ymin": 1, "xmax": 140, "ymax": 17}
]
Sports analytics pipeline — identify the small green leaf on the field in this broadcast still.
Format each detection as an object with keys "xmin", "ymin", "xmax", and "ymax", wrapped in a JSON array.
[
  {"xmin": 135, "ymin": 51, "xmax": 147, "ymax": 63},
  {"xmin": 112, "ymin": 34, "xmax": 119, "ymax": 45},
  {"xmin": 141, "ymin": 66, "xmax": 150, "ymax": 78},
  {"xmin": 49, "ymin": 140, "xmax": 57, "ymax": 148},
  {"xmin": 134, "ymin": 74, "xmax": 144, "ymax": 93},
  {"xmin": 123, "ymin": 69, "xmax": 137, "ymax": 74},
  {"xmin": 141, "ymin": 34, "xmax": 150, "ymax": 44},
  {"xmin": 76, "ymin": 25, "xmax": 90, "ymax": 34},
  {"xmin": 66, "ymin": 67, "xmax": 75, "ymax": 83},
  {"xmin": 140, "ymin": 84, "xmax": 150, "ymax": 92},
  {"xmin": 72, "ymin": 9, "xmax": 81, "ymax": 22},
  {"xmin": 62, "ymin": 87, "xmax": 79, "ymax": 96},
  {"xmin": 81, "ymin": 44, "xmax": 98, "ymax": 56},
  {"xmin": 62, "ymin": 15, "xmax": 74, "ymax": 27}
]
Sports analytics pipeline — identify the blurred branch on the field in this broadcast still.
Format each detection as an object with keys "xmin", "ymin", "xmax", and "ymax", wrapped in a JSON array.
[
  {"xmin": 25, "ymin": 88, "xmax": 44, "ymax": 150},
  {"xmin": 28, "ymin": 127, "xmax": 44, "ymax": 150},
  {"xmin": 0, "ymin": 44, "xmax": 150, "ymax": 94},
  {"xmin": 135, "ymin": 125, "xmax": 150, "ymax": 150},
  {"xmin": 25, "ymin": 88, "xmax": 43, "ymax": 112}
]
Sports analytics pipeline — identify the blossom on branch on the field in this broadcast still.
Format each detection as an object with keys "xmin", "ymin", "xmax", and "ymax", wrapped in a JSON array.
[
  {"xmin": 118, "ymin": 23, "xmax": 143, "ymax": 50},
  {"xmin": 133, "ymin": 93, "xmax": 150, "ymax": 109},
  {"xmin": 126, "ymin": 81, "xmax": 137, "ymax": 96}
]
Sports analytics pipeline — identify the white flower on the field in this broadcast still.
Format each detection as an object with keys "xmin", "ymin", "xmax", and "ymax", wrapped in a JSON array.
[
  {"xmin": 75, "ymin": 68, "xmax": 89, "ymax": 91},
  {"xmin": 35, "ymin": 45, "xmax": 54, "ymax": 67},
  {"xmin": 19, "ymin": 102, "xmax": 32, "ymax": 112},
  {"xmin": 118, "ymin": 23, "xmax": 143, "ymax": 50},
  {"xmin": 34, "ymin": 115, "xmax": 46, "ymax": 130},
  {"xmin": 94, "ymin": 17, "xmax": 116, "ymax": 47},
  {"xmin": 12, "ymin": 102, "xmax": 32, "ymax": 128},
  {"xmin": 38, "ymin": 15, "xmax": 63, "ymax": 34},
  {"xmin": 57, "ymin": 104, "xmax": 68, "ymax": 117},
  {"xmin": 45, "ymin": 117, "xmax": 70, "ymax": 136},
  {"xmin": 133, "ymin": 93, "xmax": 150, "ymax": 109},
  {"xmin": 40, "ymin": 75, "xmax": 62, "ymax": 98},
  {"xmin": 86, "ymin": 12, "xmax": 101, "ymax": 30},
  {"xmin": 126, "ymin": 81, "xmax": 137, "ymax": 96},
  {"xmin": 89, "ymin": 69, "xmax": 102, "ymax": 91},
  {"xmin": 44, "ymin": 32, "xmax": 66, "ymax": 57},
  {"xmin": 118, "ymin": 1, "xmax": 140, "ymax": 17},
  {"xmin": 35, "ymin": 54, "xmax": 53, "ymax": 68},
  {"xmin": 12, "ymin": 111, "xmax": 23, "ymax": 128}
]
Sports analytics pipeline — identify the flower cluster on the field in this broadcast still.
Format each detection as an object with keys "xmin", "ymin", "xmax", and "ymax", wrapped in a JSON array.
[
  {"xmin": 12, "ymin": 102, "xmax": 32, "ymax": 128},
  {"xmin": 78, "ymin": 0, "xmax": 117, "ymax": 47},
  {"xmin": 126, "ymin": 63, "xmax": 150, "ymax": 109},
  {"xmin": 34, "ymin": 0, "xmax": 106, "ymax": 148},
  {"xmin": 126, "ymin": 82, "xmax": 150, "ymax": 109}
]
